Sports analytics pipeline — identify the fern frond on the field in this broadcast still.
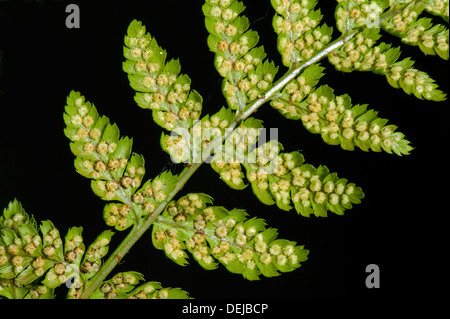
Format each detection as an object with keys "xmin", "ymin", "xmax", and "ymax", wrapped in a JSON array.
[
  {"xmin": 386, "ymin": 57, "xmax": 447, "ymax": 100},
  {"xmin": 272, "ymin": 0, "xmax": 333, "ymax": 67},
  {"xmin": 0, "ymin": 200, "xmax": 111, "ymax": 298},
  {"xmin": 381, "ymin": 1, "xmax": 449, "ymax": 60},
  {"xmin": 91, "ymin": 271, "xmax": 191, "ymax": 299},
  {"xmin": 0, "ymin": 199, "xmax": 189, "ymax": 299},
  {"xmin": 331, "ymin": 5, "xmax": 447, "ymax": 101},
  {"xmin": 271, "ymin": 64, "xmax": 413, "ymax": 155},
  {"xmin": 0, "ymin": 200, "xmax": 55, "ymax": 299},
  {"xmin": 423, "ymin": 0, "xmax": 449, "ymax": 22},
  {"xmin": 123, "ymin": 19, "xmax": 207, "ymax": 163},
  {"xmin": 64, "ymin": 91, "xmax": 179, "ymax": 231},
  {"xmin": 152, "ymin": 193, "xmax": 309, "ymax": 280},
  {"xmin": 244, "ymin": 142, "xmax": 364, "ymax": 216},
  {"xmin": 203, "ymin": 0, "xmax": 278, "ymax": 111},
  {"xmin": 207, "ymin": 115, "xmax": 364, "ymax": 216},
  {"xmin": 102, "ymin": 170, "xmax": 178, "ymax": 231},
  {"xmin": 210, "ymin": 117, "xmax": 263, "ymax": 190},
  {"xmin": 64, "ymin": 90, "xmax": 142, "ymax": 229},
  {"xmin": 123, "ymin": 20, "xmax": 203, "ymax": 132},
  {"xmin": 334, "ymin": 0, "xmax": 389, "ymax": 33},
  {"xmin": 64, "ymin": 91, "xmax": 143, "ymax": 202}
]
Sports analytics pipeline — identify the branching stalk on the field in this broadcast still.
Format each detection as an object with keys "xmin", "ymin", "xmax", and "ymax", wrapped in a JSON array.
[{"xmin": 79, "ymin": 6, "xmax": 408, "ymax": 299}]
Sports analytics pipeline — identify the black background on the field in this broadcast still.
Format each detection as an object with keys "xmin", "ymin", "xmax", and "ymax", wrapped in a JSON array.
[{"xmin": 0, "ymin": 0, "xmax": 448, "ymax": 302}]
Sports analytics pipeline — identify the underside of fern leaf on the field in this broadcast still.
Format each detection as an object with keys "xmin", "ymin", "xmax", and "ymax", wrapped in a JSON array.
[
  {"xmin": 331, "ymin": 1, "xmax": 447, "ymax": 101},
  {"xmin": 152, "ymin": 193, "xmax": 308, "ymax": 280},
  {"xmin": 271, "ymin": 63, "xmax": 414, "ymax": 155},
  {"xmin": 64, "ymin": 91, "xmax": 178, "ymax": 232},
  {"xmin": 0, "ymin": 0, "xmax": 448, "ymax": 300},
  {"xmin": 208, "ymin": 120, "xmax": 365, "ymax": 216},
  {"xmin": 0, "ymin": 200, "xmax": 115, "ymax": 298},
  {"xmin": 91, "ymin": 272, "xmax": 191, "ymax": 299},
  {"xmin": 0, "ymin": 199, "xmax": 190, "ymax": 299}
]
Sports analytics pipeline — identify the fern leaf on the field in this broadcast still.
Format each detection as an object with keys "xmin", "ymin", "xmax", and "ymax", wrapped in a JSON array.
[
  {"xmin": 424, "ymin": 0, "xmax": 449, "ymax": 22},
  {"xmin": 270, "ymin": 62, "xmax": 326, "ymax": 120},
  {"xmin": 79, "ymin": 230, "xmax": 114, "ymax": 281},
  {"xmin": 334, "ymin": 0, "xmax": 389, "ymax": 33},
  {"xmin": 123, "ymin": 19, "xmax": 207, "ymax": 163},
  {"xmin": 386, "ymin": 57, "xmax": 447, "ymax": 101},
  {"xmin": 243, "ymin": 141, "xmax": 364, "ymax": 216},
  {"xmin": 64, "ymin": 91, "xmax": 179, "ymax": 231},
  {"xmin": 0, "ymin": 201, "xmax": 74, "ymax": 297},
  {"xmin": 210, "ymin": 117, "xmax": 263, "ymax": 190},
  {"xmin": 207, "ymin": 115, "xmax": 364, "ymax": 216},
  {"xmin": 160, "ymin": 106, "xmax": 235, "ymax": 164},
  {"xmin": 380, "ymin": 1, "xmax": 449, "ymax": 60},
  {"xmin": 91, "ymin": 271, "xmax": 191, "ymax": 299},
  {"xmin": 102, "ymin": 170, "xmax": 178, "ymax": 231},
  {"xmin": 331, "ymin": 11, "xmax": 447, "ymax": 101},
  {"xmin": 203, "ymin": 0, "xmax": 278, "ymax": 111},
  {"xmin": 152, "ymin": 193, "xmax": 309, "ymax": 280},
  {"xmin": 0, "ymin": 199, "xmax": 133, "ymax": 299},
  {"xmin": 123, "ymin": 19, "xmax": 203, "ymax": 133},
  {"xmin": 271, "ymin": 64, "xmax": 413, "ymax": 155},
  {"xmin": 271, "ymin": 0, "xmax": 333, "ymax": 67},
  {"xmin": 64, "ymin": 90, "xmax": 143, "ymax": 201}
]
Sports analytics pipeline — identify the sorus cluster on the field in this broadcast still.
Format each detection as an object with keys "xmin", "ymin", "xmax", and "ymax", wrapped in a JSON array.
[
  {"xmin": 328, "ymin": 30, "xmax": 395, "ymax": 73},
  {"xmin": 161, "ymin": 106, "xmax": 259, "ymax": 165},
  {"xmin": 104, "ymin": 203, "xmax": 134, "ymax": 231},
  {"xmin": 328, "ymin": 33, "xmax": 446, "ymax": 101},
  {"xmin": 401, "ymin": 20, "xmax": 449, "ymax": 59},
  {"xmin": 153, "ymin": 194, "xmax": 211, "ymax": 267},
  {"xmin": 64, "ymin": 230, "xmax": 84, "ymax": 264},
  {"xmin": 381, "ymin": 1, "xmax": 449, "ymax": 60},
  {"xmin": 273, "ymin": 0, "xmax": 333, "ymax": 66},
  {"xmin": 80, "ymin": 231, "xmax": 113, "ymax": 280},
  {"xmin": 386, "ymin": 59, "xmax": 447, "ymax": 101},
  {"xmin": 244, "ymin": 140, "xmax": 364, "ymax": 216},
  {"xmin": 423, "ymin": 0, "xmax": 449, "ymax": 19},
  {"xmin": 384, "ymin": 1, "xmax": 423, "ymax": 34},
  {"xmin": 335, "ymin": 0, "xmax": 386, "ymax": 32},
  {"xmin": 0, "ymin": 228, "xmax": 46, "ymax": 279},
  {"xmin": 152, "ymin": 193, "xmax": 309, "ymax": 280},
  {"xmin": 39, "ymin": 224, "xmax": 81, "ymax": 290},
  {"xmin": 271, "ymin": 63, "xmax": 412, "ymax": 155},
  {"xmin": 40, "ymin": 222, "xmax": 63, "ymax": 261},
  {"xmin": 43, "ymin": 261, "xmax": 71, "ymax": 288},
  {"xmin": 98, "ymin": 272, "xmax": 142, "ymax": 299},
  {"xmin": 0, "ymin": 279, "xmax": 52, "ymax": 299},
  {"xmin": 304, "ymin": 87, "xmax": 412, "ymax": 155},
  {"xmin": 211, "ymin": 120, "xmax": 261, "ymax": 189},
  {"xmin": 63, "ymin": 228, "xmax": 85, "ymax": 298},
  {"xmin": 161, "ymin": 107, "xmax": 233, "ymax": 164},
  {"xmin": 95, "ymin": 272, "xmax": 189, "ymax": 299},
  {"xmin": 104, "ymin": 171, "xmax": 176, "ymax": 231},
  {"xmin": 89, "ymin": 153, "xmax": 145, "ymax": 204},
  {"xmin": 124, "ymin": 20, "xmax": 203, "ymax": 132},
  {"xmin": 0, "ymin": 201, "xmax": 84, "ymax": 299},
  {"xmin": 197, "ymin": 109, "xmax": 232, "ymax": 150},
  {"xmin": 161, "ymin": 132, "xmax": 192, "ymax": 164},
  {"xmin": 330, "ymin": 2, "xmax": 447, "ymax": 100},
  {"xmin": 271, "ymin": 63, "xmax": 324, "ymax": 120},
  {"xmin": 213, "ymin": 157, "xmax": 246, "ymax": 189},
  {"xmin": 65, "ymin": 91, "xmax": 148, "ymax": 206},
  {"xmin": 204, "ymin": 0, "xmax": 278, "ymax": 110}
]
